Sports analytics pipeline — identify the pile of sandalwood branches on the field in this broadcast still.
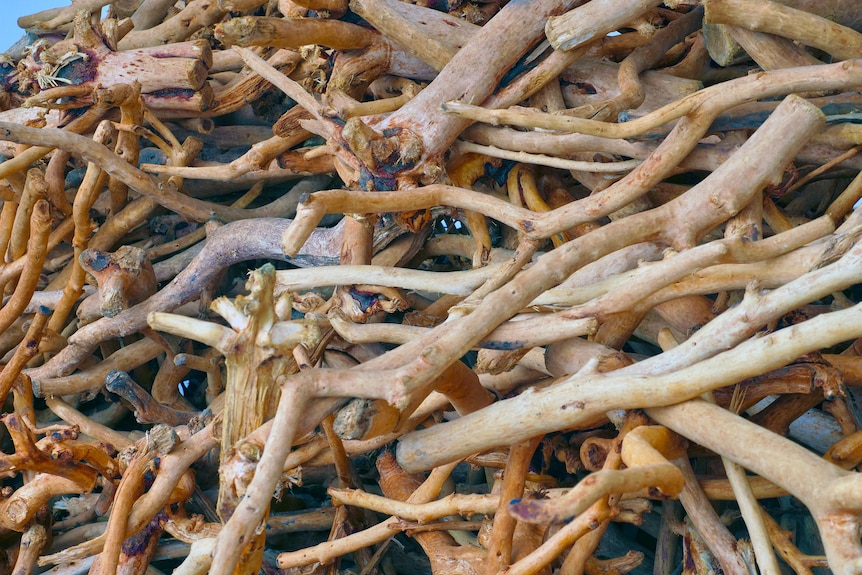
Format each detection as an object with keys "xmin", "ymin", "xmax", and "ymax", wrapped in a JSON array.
[{"xmin": 4, "ymin": 0, "xmax": 862, "ymax": 573}]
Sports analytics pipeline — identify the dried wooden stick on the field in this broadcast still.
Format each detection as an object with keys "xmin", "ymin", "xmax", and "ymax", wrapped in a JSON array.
[
  {"xmin": 328, "ymin": 488, "xmax": 498, "ymax": 524},
  {"xmin": 0, "ymin": 308, "xmax": 49, "ymax": 407},
  {"xmin": 0, "ymin": 87, "xmax": 124, "ymax": 179},
  {"xmin": 503, "ymin": 431, "xmax": 625, "ymax": 575},
  {"xmin": 289, "ymin": 67, "xmax": 862, "ymax": 252},
  {"xmin": 105, "ymin": 371, "xmax": 195, "ymax": 426},
  {"xmin": 485, "ymin": 437, "xmax": 541, "ymax": 574},
  {"xmin": 8, "ymin": 168, "xmax": 48, "ymax": 264},
  {"xmin": 79, "ymin": 246, "xmax": 157, "ymax": 319},
  {"xmin": 649, "ymin": 399, "xmax": 862, "ymax": 574},
  {"xmin": 93, "ymin": 444, "xmax": 158, "ymax": 575},
  {"xmin": 40, "ymin": 424, "xmax": 215, "ymax": 565},
  {"xmin": 398, "ymin": 293, "xmax": 862, "ymax": 471},
  {"xmin": 673, "ymin": 455, "xmax": 750, "ymax": 575},
  {"xmin": 442, "ymin": 59, "xmax": 862, "ymax": 140},
  {"xmin": 34, "ymin": 337, "xmax": 164, "ymax": 397},
  {"xmin": 578, "ymin": 5, "xmax": 703, "ymax": 122},
  {"xmin": 360, "ymin": 0, "xmax": 583, "ymax": 186},
  {"xmin": 0, "ymin": 122, "xmax": 332, "ymax": 223},
  {"xmin": 118, "ymin": 0, "xmax": 268, "ymax": 50},
  {"xmin": 231, "ymin": 47, "xmax": 327, "ymax": 124},
  {"xmin": 557, "ymin": 415, "xmax": 649, "ymax": 575},
  {"xmin": 0, "ymin": 200, "xmax": 51, "ymax": 335},
  {"xmin": 507, "ymin": 426, "xmax": 685, "ymax": 524},
  {"xmin": 278, "ymin": 461, "xmax": 460, "ymax": 569},
  {"xmin": 207, "ymin": 377, "xmax": 310, "ymax": 575},
  {"xmin": 149, "ymin": 265, "xmax": 323, "ymax": 575},
  {"xmin": 545, "ymin": 0, "xmax": 663, "ymax": 52},
  {"xmin": 328, "ymin": 308, "xmax": 598, "ymax": 350},
  {"xmin": 276, "ymin": 260, "xmax": 503, "ymax": 296},
  {"xmin": 29, "ymin": 209, "xmax": 342, "ymax": 385},
  {"xmin": 216, "ymin": 16, "xmax": 378, "ymax": 51},
  {"xmin": 451, "ymin": 141, "xmax": 642, "ymax": 173},
  {"xmin": 12, "ymin": 521, "xmax": 50, "ymax": 575},
  {"xmin": 366, "ymin": 93, "xmax": 821, "ymax": 449},
  {"xmin": 3, "ymin": 2, "xmax": 862, "ymax": 573},
  {"xmin": 729, "ymin": 26, "xmax": 822, "ymax": 71},
  {"xmin": 537, "ymin": 217, "xmax": 830, "ymax": 311},
  {"xmin": 760, "ymin": 509, "xmax": 825, "ymax": 575},
  {"xmin": 1, "ymin": 475, "xmax": 88, "ymax": 532},
  {"xmin": 374, "ymin": 450, "xmax": 486, "ymax": 575},
  {"xmin": 282, "ymin": 185, "xmax": 536, "ymax": 253},
  {"xmin": 721, "ymin": 446, "xmax": 782, "ymax": 575},
  {"xmin": 0, "ymin": 414, "xmax": 97, "ymax": 492},
  {"xmin": 44, "ymin": 396, "xmax": 134, "ymax": 450},
  {"xmin": 18, "ymin": 0, "xmax": 112, "ymax": 29},
  {"xmin": 704, "ymin": 0, "xmax": 862, "ymax": 62},
  {"xmin": 172, "ymin": 538, "xmax": 216, "ymax": 575},
  {"xmin": 131, "ymin": 0, "xmax": 179, "ymax": 30},
  {"xmin": 48, "ymin": 120, "xmax": 115, "ymax": 332},
  {"xmin": 350, "ymin": 0, "xmax": 476, "ymax": 71}
]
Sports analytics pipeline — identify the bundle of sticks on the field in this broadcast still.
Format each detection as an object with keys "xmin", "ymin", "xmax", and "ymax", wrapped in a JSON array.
[{"xmin": 2, "ymin": 0, "xmax": 862, "ymax": 574}]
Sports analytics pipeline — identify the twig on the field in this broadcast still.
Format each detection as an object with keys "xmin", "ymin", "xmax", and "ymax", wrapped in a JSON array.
[
  {"xmin": 278, "ymin": 461, "xmax": 460, "ymax": 569},
  {"xmin": 672, "ymin": 455, "xmax": 750, "ymax": 575},
  {"xmin": 0, "ymin": 308, "xmax": 49, "ymax": 407},
  {"xmin": 0, "ymin": 200, "xmax": 51, "ymax": 335},
  {"xmin": 451, "ymin": 141, "xmax": 642, "ymax": 173},
  {"xmin": 485, "ymin": 437, "xmax": 541, "ymax": 574}
]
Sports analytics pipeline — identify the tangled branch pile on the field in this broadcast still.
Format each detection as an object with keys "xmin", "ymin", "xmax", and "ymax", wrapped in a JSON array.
[{"xmin": 3, "ymin": 0, "xmax": 862, "ymax": 574}]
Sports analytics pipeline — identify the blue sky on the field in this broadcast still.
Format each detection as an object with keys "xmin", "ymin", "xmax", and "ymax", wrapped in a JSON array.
[{"xmin": 2, "ymin": 1, "xmax": 68, "ymax": 52}]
